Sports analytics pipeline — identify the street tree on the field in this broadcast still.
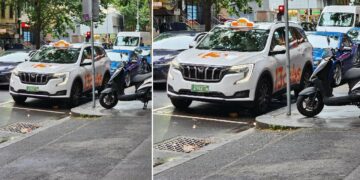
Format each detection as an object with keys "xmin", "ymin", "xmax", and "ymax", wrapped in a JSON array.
[
  {"xmin": 200, "ymin": 0, "xmax": 262, "ymax": 31},
  {"xmin": 13, "ymin": 0, "xmax": 111, "ymax": 49},
  {"xmin": 112, "ymin": 0, "xmax": 151, "ymax": 31}
]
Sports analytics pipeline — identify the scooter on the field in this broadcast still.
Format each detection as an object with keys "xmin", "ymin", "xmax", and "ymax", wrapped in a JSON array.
[
  {"xmin": 99, "ymin": 61, "xmax": 152, "ymax": 110},
  {"xmin": 297, "ymin": 49, "xmax": 360, "ymax": 117}
]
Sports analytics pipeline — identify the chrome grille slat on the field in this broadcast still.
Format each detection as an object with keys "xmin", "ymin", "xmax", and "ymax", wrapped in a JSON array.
[
  {"xmin": 19, "ymin": 72, "xmax": 51, "ymax": 85},
  {"xmin": 180, "ymin": 64, "xmax": 227, "ymax": 82}
]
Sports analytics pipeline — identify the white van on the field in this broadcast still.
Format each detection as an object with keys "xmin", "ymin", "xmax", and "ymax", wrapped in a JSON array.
[
  {"xmin": 317, "ymin": 5, "xmax": 360, "ymax": 33},
  {"xmin": 113, "ymin": 31, "xmax": 151, "ymax": 51}
]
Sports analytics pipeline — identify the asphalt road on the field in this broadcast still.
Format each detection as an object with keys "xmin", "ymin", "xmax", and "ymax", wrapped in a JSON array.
[{"xmin": 153, "ymin": 83, "xmax": 293, "ymax": 168}]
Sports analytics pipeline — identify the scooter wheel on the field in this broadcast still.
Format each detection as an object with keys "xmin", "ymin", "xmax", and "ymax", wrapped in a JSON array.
[
  {"xmin": 99, "ymin": 92, "xmax": 118, "ymax": 109},
  {"xmin": 296, "ymin": 94, "xmax": 324, "ymax": 117}
]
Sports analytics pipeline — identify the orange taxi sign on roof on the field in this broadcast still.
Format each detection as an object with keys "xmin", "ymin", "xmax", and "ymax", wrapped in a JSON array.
[
  {"xmin": 227, "ymin": 18, "xmax": 255, "ymax": 28},
  {"xmin": 53, "ymin": 40, "xmax": 70, "ymax": 48}
]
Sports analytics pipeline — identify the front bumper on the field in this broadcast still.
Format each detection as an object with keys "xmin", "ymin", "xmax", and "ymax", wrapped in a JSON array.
[
  {"xmin": 9, "ymin": 75, "xmax": 70, "ymax": 98},
  {"xmin": 154, "ymin": 64, "xmax": 170, "ymax": 83},
  {"xmin": 167, "ymin": 67, "xmax": 255, "ymax": 102}
]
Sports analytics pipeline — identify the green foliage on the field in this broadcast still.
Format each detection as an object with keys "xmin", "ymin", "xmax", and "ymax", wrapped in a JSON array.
[
  {"xmin": 212, "ymin": 0, "xmax": 262, "ymax": 16},
  {"xmin": 112, "ymin": 0, "xmax": 150, "ymax": 31},
  {"xmin": 14, "ymin": 0, "xmax": 111, "ymax": 39}
]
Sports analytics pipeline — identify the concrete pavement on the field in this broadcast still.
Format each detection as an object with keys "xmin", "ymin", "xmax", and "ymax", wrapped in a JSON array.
[
  {"xmin": 155, "ymin": 128, "xmax": 360, "ymax": 180},
  {"xmin": 0, "ymin": 103, "xmax": 151, "ymax": 180}
]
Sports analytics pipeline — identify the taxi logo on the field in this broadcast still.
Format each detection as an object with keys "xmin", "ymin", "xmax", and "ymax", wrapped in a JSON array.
[
  {"xmin": 53, "ymin": 40, "xmax": 70, "ymax": 48},
  {"xmin": 32, "ymin": 64, "xmax": 51, "ymax": 69},
  {"xmin": 199, "ymin": 52, "xmax": 228, "ymax": 59},
  {"xmin": 227, "ymin": 18, "xmax": 254, "ymax": 28}
]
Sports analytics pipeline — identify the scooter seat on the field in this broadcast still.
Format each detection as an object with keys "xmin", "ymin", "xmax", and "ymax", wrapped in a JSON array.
[
  {"xmin": 132, "ymin": 73, "xmax": 152, "ymax": 83},
  {"xmin": 343, "ymin": 68, "xmax": 360, "ymax": 80}
]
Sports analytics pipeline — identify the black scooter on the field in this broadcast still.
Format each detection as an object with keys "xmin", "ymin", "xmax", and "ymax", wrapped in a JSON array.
[
  {"xmin": 99, "ymin": 61, "xmax": 152, "ymax": 109},
  {"xmin": 297, "ymin": 49, "xmax": 360, "ymax": 117}
]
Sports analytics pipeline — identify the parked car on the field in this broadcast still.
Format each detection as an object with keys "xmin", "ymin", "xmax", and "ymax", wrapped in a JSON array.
[
  {"xmin": 153, "ymin": 31, "xmax": 200, "ymax": 83},
  {"xmin": 307, "ymin": 31, "xmax": 359, "ymax": 86},
  {"xmin": 0, "ymin": 51, "xmax": 29, "ymax": 85},
  {"xmin": 107, "ymin": 49, "xmax": 134, "ymax": 75},
  {"xmin": 346, "ymin": 27, "xmax": 360, "ymax": 65},
  {"xmin": 9, "ymin": 40, "xmax": 111, "ymax": 107},
  {"xmin": 167, "ymin": 18, "xmax": 313, "ymax": 115}
]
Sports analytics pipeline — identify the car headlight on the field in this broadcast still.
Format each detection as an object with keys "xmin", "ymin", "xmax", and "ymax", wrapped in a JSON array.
[
  {"xmin": 12, "ymin": 68, "xmax": 19, "ymax": 76},
  {"xmin": 53, "ymin": 72, "xmax": 70, "ymax": 86},
  {"xmin": 229, "ymin": 64, "xmax": 254, "ymax": 84},
  {"xmin": 170, "ymin": 59, "xmax": 181, "ymax": 70}
]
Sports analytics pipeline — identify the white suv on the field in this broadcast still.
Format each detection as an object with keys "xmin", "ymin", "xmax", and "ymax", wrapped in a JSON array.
[
  {"xmin": 167, "ymin": 19, "xmax": 313, "ymax": 114},
  {"xmin": 10, "ymin": 41, "xmax": 111, "ymax": 107}
]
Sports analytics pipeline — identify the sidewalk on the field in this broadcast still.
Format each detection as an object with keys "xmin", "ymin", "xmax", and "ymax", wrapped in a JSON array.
[
  {"xmin": 256, "ymin": 85, "xmax": 360, "ymax": 128},
  {"xmin": 0, "ymin": 101, "xmax": 151, "ymax": 179},
  {"xmin": 155, "ymin": 128, "xmax": 360, "ymax": 179}
]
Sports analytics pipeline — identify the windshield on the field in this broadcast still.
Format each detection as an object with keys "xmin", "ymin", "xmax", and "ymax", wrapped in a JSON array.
[
  {"xmin": 196, "ymin": 27, "xmax": 269, "ymax": 51},
  {"xmin": 318, "ymin": 12, "xmax": 354, "ymax": 27},
  {"xmin": 0, "ymin": 52, "xmax": 28, "ymax": 63},
  {"xmin": 307, "ymin": 34, "xmax": 339, "ymax": 49},
  {"xmin": 30, "ymin": 47, "xmax": 80, "ymax": 64},
  {"xmin": 347, "ymin": 29, "xmax": 360, "ymax": 42},
  {"xmin": 153, "ymin": 35, "xmax": 194, "ymax": 50},
  {"xmin": 116, "ymin": 36, "xmax": 140, "ymax": 46}
]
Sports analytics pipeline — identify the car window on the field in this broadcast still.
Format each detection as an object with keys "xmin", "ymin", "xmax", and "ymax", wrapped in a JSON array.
[
  {"xmin": 292, "ymin": 28, "xmax": 307, "ymax": 44},
  {"xmin": 94, "ymin": 47, "xmax": 105, "ymax": 61},
  {"xmin": 271, "ymin": 27, "xmax": 285, "ymax": 51},
  {"xmin": 289, "ymin": 27, "xmax": 298, "ymax": 48}
]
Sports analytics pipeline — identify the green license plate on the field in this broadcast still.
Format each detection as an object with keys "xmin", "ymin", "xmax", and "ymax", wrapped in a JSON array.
[
  {"xmin": 26, "ymin": 86, "xmax": 39, "ymax": 92},
  {"xmin": 191, "ymin": 84, "xmax": 209, "ymax": 93}
]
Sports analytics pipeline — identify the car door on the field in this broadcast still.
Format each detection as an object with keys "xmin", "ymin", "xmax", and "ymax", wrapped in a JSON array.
[
  {"xmin": 269, "ymin": 27, "xmax": 287, "ymax": 92},
  {"xmin": 94, "ymin": 46, "xmax": 108, "ymax": 88},
  {"xmin": 81, "ymin": 46, "xmax": 95, "ymax": 92},
  {"xmin": 292, "ymin": 27, "xmax": 310, "ymax": 85}
]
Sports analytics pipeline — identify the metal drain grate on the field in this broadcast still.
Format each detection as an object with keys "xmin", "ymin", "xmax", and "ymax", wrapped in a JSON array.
[
  {"xmin": 154, "ymin": 136, "xmax": 211, "ymax": 153},
  {"xmin": 0, "ymin": 122, "xmax": 40, "ymax": 134}
]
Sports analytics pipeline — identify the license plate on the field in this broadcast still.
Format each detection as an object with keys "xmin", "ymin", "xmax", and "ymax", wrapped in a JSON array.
[
  {"xmin": 26, "ymin": 86, "xmax": 39, "ymax": 92},
  {"xmin": 191, "ymin": 84, "xmax": 209, "ymax": 93}
]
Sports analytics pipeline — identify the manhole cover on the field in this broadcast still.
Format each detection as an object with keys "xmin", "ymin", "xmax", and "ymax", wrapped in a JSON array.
[
  {"xmin": 1, "ymin": 122, "xmax": 40, "ymax": 134},
  {"xmin": 154, "ymin": 136, "xmax": 211, "ymax": 153}
]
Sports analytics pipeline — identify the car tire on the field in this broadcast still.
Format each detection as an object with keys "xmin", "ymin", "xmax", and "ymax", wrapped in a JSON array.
[
  {"xmin": 68, "ymin": 81, "xmax": 82, "ymax": 108},
  {"xmin": 333, "ymin": 63, "xmax": 342, "ymax": 87},
  {"xmin": 295, "ymin": 65, "xmax": 312, "ymax": 97},
  {"xmin": 170, "ymin": 98, "xmax": 192, "ymax": 109},
  {"xmin": 251, "ymin": 76, "xmax": 272, "ymax": 115},
  {"xmin": 12, "ymin": 95, "xmax": 27, "ymax": 104}
]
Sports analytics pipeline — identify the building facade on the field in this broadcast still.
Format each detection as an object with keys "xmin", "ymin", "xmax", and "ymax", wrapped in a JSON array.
[{"xmin": 0, "ymin": 0, "xmax": 18, "ymax": 50}]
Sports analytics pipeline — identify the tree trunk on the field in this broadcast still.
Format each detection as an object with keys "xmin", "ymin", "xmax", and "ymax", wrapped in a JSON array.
[
  {"xmin": 34, "ymin": 0, "xmax": 41, "ymax": 49},
  {"xmin": 203, "ymin": 0, "xmax": 211, "ymax": 31}
]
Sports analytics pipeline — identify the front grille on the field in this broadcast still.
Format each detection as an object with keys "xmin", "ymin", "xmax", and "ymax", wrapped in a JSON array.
[
  {"xmin": 180, "ymin": 64, "xmax": 228, "ymax": 82},
  {"xmin": 19, "ymin": 72, "xmax": 51, "ymax": 85}
]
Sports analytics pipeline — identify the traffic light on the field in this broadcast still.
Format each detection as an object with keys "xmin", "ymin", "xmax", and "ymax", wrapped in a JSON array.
[
  {"xmin": 277, "ymin": 5, "xmax": 285, "ymax": 21},
  {"xmin": 85, "ymin": 31, "xmax": 91, "ymax": 42},
  {"xmin": 278, "ymin": 5, "xmax": 285, "ymax": 16}
]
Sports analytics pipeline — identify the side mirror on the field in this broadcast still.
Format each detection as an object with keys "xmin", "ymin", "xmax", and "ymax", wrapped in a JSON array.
[
  {"xmin": 81, "ymin": 59, "xmax": 92, "ymax": 66},
  {"xmin": 189, "ymin": 41, "xmax": 197, "ymax": 48},
  {"xmin": 269, "ymin": 45, "xmax": 286, "ymax": 55}
]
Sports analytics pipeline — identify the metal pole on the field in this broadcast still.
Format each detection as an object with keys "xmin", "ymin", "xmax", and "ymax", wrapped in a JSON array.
[
  {"xmin": 91, "ymin": 1, "xmax": 96, "ymax": 108},
  {"xmin": 285, "ymin": 0, "xmax": 291, "ymax": 116},
  {"xmin": 136, "ymin": 0, "xmax": 140, "ymax": 31},
  {"xmin": 307, "ymin": 0, "xmax": 310, "ymax": 22}
]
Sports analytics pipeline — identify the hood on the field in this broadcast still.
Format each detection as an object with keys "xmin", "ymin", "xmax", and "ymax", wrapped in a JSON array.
[
  {"xmin": 313, "ymin": 48, "xmax": 331, "ymax": 62},
  {"xmin": 0, "ymin": 62, "xmax": 20, "ymax": 72},
  {"xmin": 176, "ymin": 48, "xmax": 263, "ymax": 66},
  {"xmin": 153, "ymin": 49, "xmax": 182, "ymax": 63},
  {"xmin": 16, "ymin": 62, "xmax": 77, "ymax": 74}
]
